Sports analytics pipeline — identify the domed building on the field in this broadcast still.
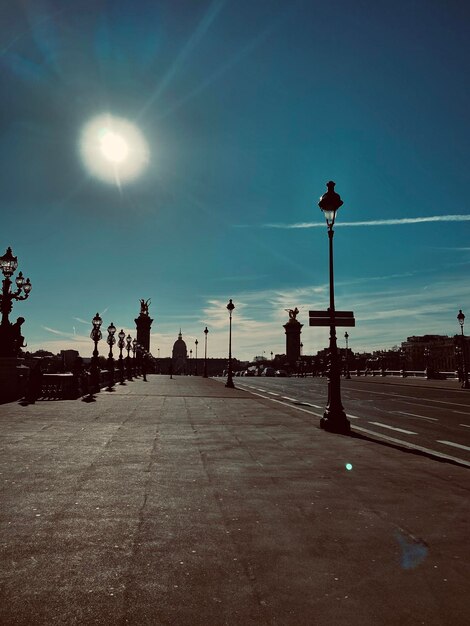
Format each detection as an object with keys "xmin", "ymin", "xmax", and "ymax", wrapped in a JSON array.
[{"xmin": 172, "ymin": 330, "xmax": 188, "ymax": 374}]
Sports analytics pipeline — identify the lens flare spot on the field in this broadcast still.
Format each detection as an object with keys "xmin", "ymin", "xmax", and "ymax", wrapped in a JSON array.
[
  {"xmin": 99, "ymin": 130, "xmax": 129, "ymax": 163},
  {"xmin": 345, "ymin": 463, "xmax": 353, "ymax": 471},
  {"xmin": 79, "ymin": 113, "xmax": 150, "ymax": 186}
]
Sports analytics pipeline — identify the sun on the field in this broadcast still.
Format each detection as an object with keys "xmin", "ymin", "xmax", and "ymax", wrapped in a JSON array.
[{"xmin": 79, "ymin": 113, "xmax": 150, "ymax": 185}]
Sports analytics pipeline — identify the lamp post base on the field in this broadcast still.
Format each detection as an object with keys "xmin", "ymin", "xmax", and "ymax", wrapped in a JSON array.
[
  {"xmin": 320, "ymin": 411, "xmax": 351, "ymax": 435},
  {"xmin": 225, "ymin": 375, "xmax": 235, "ymax": 389}
]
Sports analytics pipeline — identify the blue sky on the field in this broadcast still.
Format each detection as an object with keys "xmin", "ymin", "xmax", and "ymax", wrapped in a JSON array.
[{"xmin": 1, "ymin": 0, "xmax": 469, "ymax": 361}]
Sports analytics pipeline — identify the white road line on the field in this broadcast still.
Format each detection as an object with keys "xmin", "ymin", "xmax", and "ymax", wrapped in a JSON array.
[
  {"xmin": 351, "ymin": 387, "xmax": 470, "ymax": 408},
  {"xmin": 353, "ymin": 425, "xmax": 470, "ymax": 468},
  {"xmin": 396, "ymin": 411, "xmax": 438, "ymax": 422},
  {"xmin": 368, "ymin": 422, "xmax": 417, "ymax": 435},
  {"xmin": 267, "ymin": 391, "xmax": 280, "ymax": 396},
  {"xmin": 437, "ymin": 440, "xmax": 470, "ymax": 453},
  {"xmin": 451, "ymin": 410, "xmax": 470, "ymax": 415},
  {"xmin": 346, "ymin": 414, "xmax": 362, "ymax": 420},
  {"xmin": 281, "ymin": 396, "xmax": 298, "ymax": 402},
  {"xmin": 460, "ymin": 424, "xmax": 470, "ymax": 428},
  {"xmin": 245, "ymin": 390, "xmax": 323, "ymax": 417},
  {"xmin": 302, "ymin": 402, "xmax": 322, "ymax": 409}
]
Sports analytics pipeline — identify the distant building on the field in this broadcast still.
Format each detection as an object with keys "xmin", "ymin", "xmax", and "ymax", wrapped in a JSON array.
[
  {"xmin": 401, "ymin": 335, "xmax": 469, "ymax": 371},
  {"xmin": 172, "ymin": 330, "xmax": 188, "ymax": 374},
  {"xmin": 60, "ymin": 350, "xmax": 79, "ymax": 372}
]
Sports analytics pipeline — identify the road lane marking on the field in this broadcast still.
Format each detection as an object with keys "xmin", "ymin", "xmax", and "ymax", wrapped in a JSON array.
[
  {"xmin": 346, "ymin": 414, "xmax": 361, "ymax": 420},
  {"xmin": 396, "ymin": 411, "xmax": 438, "ymax": 422},
  {"xmin": 353, "ymin": 425, "xmax": 470, "ymax": 468},
  {"xmin": 244, "ymin": 390, "xmax": 324, "ymax": 417},
  {"xmin": 451, "ymin": 410, "xmax": 470, "ymax": 415},
  {"xmin": 460, "ymin": 424, "xmax": 470, "ymax": 428},
  {"xmin": 267, "ymin": 391, "xmax": 280, "ymax": 396},
  {"xmin": 437, "ymin": 440, "xmax": 470, "ymax": 453},
  {"xmin": 281, "ymin": 396, "xmax": 298, "ymax": 401},
  {"xmin": 294, "ymin": 401, "xmax": 321, "ymax": 408},
  {"xmin": 368, "ymin": 422, "xmax": 417, "ymax": 435},
  {"xmin": 350, "ymin": 387, "xmax": 470, "ymax": 408}
]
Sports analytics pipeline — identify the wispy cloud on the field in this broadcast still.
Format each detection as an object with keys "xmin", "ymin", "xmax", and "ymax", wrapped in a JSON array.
[
  {"xmin": 247, "ymin": 214, "xmax": 470, "ymax": 230},
  {"xmin": 43, "ymin": 326, "xmax": 70, "ymax": 336},
  {"xmin": 73, "ymin": 317, "xmax": 90, "ymax": 325}
]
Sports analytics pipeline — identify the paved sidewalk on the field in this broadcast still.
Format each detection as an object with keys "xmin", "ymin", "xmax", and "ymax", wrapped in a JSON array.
[{"xmin": 0, "ymin": 376, "xmax": 469, "ymax": 625}]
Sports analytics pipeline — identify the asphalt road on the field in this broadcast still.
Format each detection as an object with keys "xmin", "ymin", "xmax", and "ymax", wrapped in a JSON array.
[{"xmin": 230, "ymin": 376, "xmax": 470, "ymax": 467}]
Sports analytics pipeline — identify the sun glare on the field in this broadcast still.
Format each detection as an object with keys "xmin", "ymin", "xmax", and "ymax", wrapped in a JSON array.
[{"xmin": 79, "ymin": 114, "xmax": 149, "ymax": 185}]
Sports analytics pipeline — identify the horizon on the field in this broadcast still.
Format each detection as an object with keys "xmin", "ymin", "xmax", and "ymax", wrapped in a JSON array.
[{"xmin": 2, "ymin": 0, "xmax": 469, "ymax": 362}]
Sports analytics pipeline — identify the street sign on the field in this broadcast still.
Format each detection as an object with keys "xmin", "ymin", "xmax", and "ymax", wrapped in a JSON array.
[
  {"xmin": 309, "ymin": 310, "xmax": 354, "ymax": 318},
  {"xmin": 309, "ymin": 309, "xmax": 355, "ymax": 327},
  {"xmin": 309, "ymin": 318, "xmax": 355, "ymax": 327}
]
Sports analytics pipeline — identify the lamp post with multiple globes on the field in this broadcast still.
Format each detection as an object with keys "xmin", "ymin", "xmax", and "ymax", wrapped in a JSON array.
[
  {"xmin": 117, "ymin": 329, "xmax": 126, "ymax": 384},
  {"xmin": 90, "ymin": 313, "xmax": 103, "ymax": 393},
  {"xmin": 106, "ymin": 322, "xmax": 116, "ymax": 390},
  {"xmin": 0, "ymin": 247, "xmax": 32, "ymax": 357},
  {"xmin": 126, "ymin": 334, "xmax": 132, "ymax": 380}
]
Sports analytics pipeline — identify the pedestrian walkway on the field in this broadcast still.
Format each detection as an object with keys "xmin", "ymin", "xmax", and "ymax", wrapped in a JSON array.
[{"xmin": 0, "ymin": 376, "xmax": 468, "ymax": 625}]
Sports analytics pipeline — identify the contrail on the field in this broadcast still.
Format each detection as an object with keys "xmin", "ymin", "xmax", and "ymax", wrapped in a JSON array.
[{"xmin": 254, "ymin": 215, "xmax": 470, "ymax": 229}]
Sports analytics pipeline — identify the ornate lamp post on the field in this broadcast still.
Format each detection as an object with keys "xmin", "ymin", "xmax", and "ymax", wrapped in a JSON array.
[
  {"xmin": 226, "ymin": 299, "xmax": 235, "ymax": 388},
  {"xmin": 318, "ymin": 181, "xmax": 350, "ymax": 434},
  {"xmin": 106, "ymin": 322, "xmax": 116, "ymax": 390},
  {"xmin": 271, "ymin": 351, "xmax": 273, "ymax": 361},
  {"xmin": 0, "ymin": 247, "xmax": 32, "ymax": 357},
  {"xmin": 344, "ymin": 332, "xmax": 351, "ymax": 379},
  {"xmin": 132, "ymin": 338, "xmax": 137, "ymax": 376},
  {"xmin": 203, "ymin": 326, "xmax": 209, "ymax": 378},
  {"xmin": 90, "ymin": 313, "xmax": 102, "ymax": 393},
  {"xmin": 457, "ymin": 310, "xmax": 469, "ymax": 389},
  {"xmin": 126, "ymin": 334, "xmax": 132, "ymax": 380},
  {"xmin": 194, "ymin": 339, "xmax": 198, "ymax": 375},
  {"xmin": 189, "ymin": 349, "xmax": 192, "ymax": 376},
  {"xmin": 117, "ymin": 329, "xmax": 126, "ymax": 384}
]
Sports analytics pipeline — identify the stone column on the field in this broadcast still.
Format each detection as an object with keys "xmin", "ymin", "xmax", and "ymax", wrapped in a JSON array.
[
  {"xmin": 135, "ymin": 314, "xmax": 153, "ymax": 352},
  {"xmin": 283, "ymin": 318, "xmax": 303, "ymax": 368}
]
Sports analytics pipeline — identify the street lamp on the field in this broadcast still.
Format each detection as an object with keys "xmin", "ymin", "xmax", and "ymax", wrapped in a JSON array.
[
  {"xmin": 344, "ymin": 332, "xmax": 351, "ymax": 379},
  {"xmin": 106, "ymin": 322, "xmax": 116, "ymax": 390},
  {"xmin": 126, "ymin": 334, "xmax": 132, "ymax": 380},
  {"xmin": 118, "ymin": 329, "xmax": 126, "ymax": 384},
  {"xmin": 189, "ymin": 349, "xmax": 192, "ymax": 376},
  {"xmin": 457, "ymin": 309, "xmax": 469, "ymax": 389},
  {"xmin": 132, "ymin": 338, "xmax": 137, "ymax": 376},
  {"xmin": 271, "ymin": 351, "xmax": 273, "ymax": 361},
  {"xmin": 194, "ymin": 339, "xmax": 198, "ymax": 375},
  {"xmin": 424, "ymin": 347, "xmax": 431, "ymax": 379},
  {"xmin": 226, "ymin": 299, "xmax": 235, "ymax": 388},
  {"xmin": 90, "ymin": 313, "xmax": 102, "ymax": 393},
  {"xmin": 0, "ymin": 246, "xmax": 32, "ymax": 357},
  {"xmin": 203, "ymin": 326, "xmax": 209, "ymax": 378},
  {"xmin": 318, "ymin": 181, "xmax": 350, "ymax": 434}
]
